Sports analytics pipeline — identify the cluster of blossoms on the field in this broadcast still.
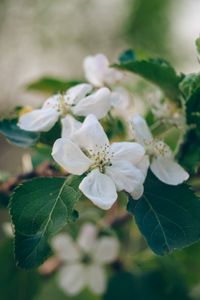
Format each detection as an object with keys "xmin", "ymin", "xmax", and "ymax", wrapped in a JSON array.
[
  {"xmin": 18, "ymin": 54, "xmax": 130, "ymax": 133},
  {"xmin": 52, "ymin": 223, "xmax": 119, "ymax": 295},
  {"xmin": 18, "ymin": 53, "xmax": 189, "ymax": 210},
  {"xmin": 14, "ymin": 53, "xmax": 191, "ymax": 296}
]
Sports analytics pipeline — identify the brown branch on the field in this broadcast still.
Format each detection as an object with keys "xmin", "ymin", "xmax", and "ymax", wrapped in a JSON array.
[
  {"xmin": 110, "ymin": 213, "xmax": 132, "ymax": 228},
  {"xmin": 0, "ymin": 161, "xmax": 65, "ymax": 197}
]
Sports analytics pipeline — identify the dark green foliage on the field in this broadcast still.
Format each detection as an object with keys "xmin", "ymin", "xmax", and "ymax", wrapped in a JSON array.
[
  {"xmin": 0, "ymin": 240, "xmax": 42, "ymax": 300},
  {"xmin": 34, "ymin": 277, "xmax": 100, "ymax": 300},
  {"xmin": 115, "ymin": 51, "xmax": 182, "ymax": 102},
  {"xmin": 104, "ymin": 272, "xmax": 139, "ymax": 300},
  {"xmin": 26, "ymin": 77, "xmax": 82, "ymax": 94},
  {"xmin": 39, "ymin": 121, "xmax": 61, "ymax": 146},
  {"xmin": 128, "ymin": 172, "xmax": 200, "ymax": 255},
  {"xmin": 178, "ymin": 74, "xmax": 200, "ymax": 173},
  {"xmin": 10, "ymin": 176, "xmax": 82, "ymax": 268},
  {"xmin": 104, "ymin": 270, "xmax": 190, "ymax": 300}
]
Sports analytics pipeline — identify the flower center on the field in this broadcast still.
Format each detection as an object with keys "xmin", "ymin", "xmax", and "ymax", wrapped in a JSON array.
[
  {"xmin": 145, "ymin": 139, "xmax": 171, "ymax": 159},
  {"xmin": 44, "ymin": 95, "xmax": 72, "ymax": 117},
  {"xmin": 58, "ymin": 96, "xmax": 71, "ymax": 117},
  {"xmin": 86, "ymin": 144, "xmax": 114, "ymax": 173},
  {"xmin": 81, "ymin": 253, "xmax": 92, "ymax": 265}
]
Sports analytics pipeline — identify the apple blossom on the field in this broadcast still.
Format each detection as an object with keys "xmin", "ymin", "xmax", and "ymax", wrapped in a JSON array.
[
  {"xmin": 18, "ymin": 83, "xmax": 112, "ymax": 132},
  {"xmin": 83, "ymin": 53, "xmax": 131, "ymax": 109},
  {"xmin": 52, "ymin": 223, "xmax": 119, "ymax": 295},
  {"xmin": 130, "ymin": 114, "xmax": 189, "ymax": 185},
  {"xmin": 52, "ymin": 114, "xmax": 146, "ymax": 209},
  {"xmin": 83, "ymin": 53, "xmax": 123, "ymax": 87}
]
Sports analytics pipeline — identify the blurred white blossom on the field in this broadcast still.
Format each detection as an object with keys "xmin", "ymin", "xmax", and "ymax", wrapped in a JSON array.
[
  {"xmin": 52, "ymin": 223, "xmax": 119, "ymax": 295},
  {"xmin": 84, "ymin": 53, "xmax": 123, "ymax": 87},
  {"xmin": 83, "ymin": 53, "xmax": 131, "ymax": 110}
]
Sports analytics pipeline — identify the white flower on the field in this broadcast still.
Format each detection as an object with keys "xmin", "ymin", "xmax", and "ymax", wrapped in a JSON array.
[
  {"xmin": 130, "ymin": 114, "xmax": 189, "ymax": 185},
  {"xmin": 83, "ymin": 54, "xmax": 131, "ymax": 109},
  {"xmin": 52, "ymin": 223, "xmax": 120, "ymax": 296},
  {"xmin": 83, "ymin": 53, "xmax": 123, "ymax": 87},
  {"xmin": 61, "ymin": 114, "xmax": 82, "ymax": 139},
  {"xmin": 52, "ymin": 114, "xmax": 146, "ymax": 209},
  {"xmin": 18, "ymin": 83, "xmax": 112, "ymax": 132},
  {"xmin": 110, "ymin": 87, "xmax": 131, "ymax": 110}
]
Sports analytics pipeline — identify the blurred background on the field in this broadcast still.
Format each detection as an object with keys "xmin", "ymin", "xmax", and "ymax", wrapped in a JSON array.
[
  {"xmin": 0, "ymin": 1, "xmax": 200, "ymax": 299},
  {"xmin": 0, "ymin": 0, "xmax": 200, "ymax": 114},
  {"xmin": 0, "ymin": 0, "xmax": 200, "ymax": 173}
]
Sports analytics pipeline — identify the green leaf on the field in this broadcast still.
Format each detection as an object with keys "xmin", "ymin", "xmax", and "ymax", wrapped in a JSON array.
[
  {"xmin": 26, "ymin": 77, "xmax": 82, "ymax": 94},
  {"xmin": 39, "ymin": 121, "xmax": 61, "ymax": 146},
  {"xmin": 178, "ymin": 74, "xmax": 200, "ymax": 173},
  {"xmin": 10, "ymin": 176, "xmax": 82, "ymax": 269},
  {"xmin": 114, "ymin": 52, "xmax": 182, "ymax": 102},
  {"xmin": 128, "ymin": 171, "xmax": 200, "ymax": 255},
  {"xmin": 0, "ymin": 240, "xmax": 42, "ymax": 300},
  {"xmin": 179, "ymin": 73, "xmax": 200, "ymax": 100},
  {"xmin": 0, "ymin": 119, "xmax": 39, "ymax": 148},
  {"xmin": 179, "ymin": 73, "xmax": 200, "ymax": 127},
  {"xmin": 178, "ymin": 130, "xmax": 200, "ymax": 173},
  {"xmin": 119, "ymin": 49, "xmax": 136, "ymax": 64}
]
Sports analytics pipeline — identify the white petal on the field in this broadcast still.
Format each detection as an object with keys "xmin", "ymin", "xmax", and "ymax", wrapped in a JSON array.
[
  {"xmin": 86, "ymin": 264, "xmax": 106, "ymax": 295},
  {"xmin": 106, "ymin": 161, "xmax": 145, "ymax": 193},
  {"xmin": 79, "ymin": 169, "xmax": 117, "ymax": 210},
  {"xmin": 93, "ymin": 236, "xmax": 119, "ymax": 264},
  {"xmin": 130, "ymin": 114, "xmax": 153, "ymax": 145},
  {"xmin": 110, "ymin": 87, "xmax": 131, "ymax": 109},
  {"xmin": 130, "ymin": 183, "xmax": 144, "ymax": 200},
  {"xmin": 72, "ymin": 87, "xmax": 111, "ymax": 119},
  {"xmin": 83, "ymin": 54, "xmax": 109, "ymax": 87},
  {"xmin": 77, "ymin": 223, "xmax": 98, "ymax": 253},
  {"xmin": 51, "ymin": 234, "xmax": 80, "ymax": 262},
  {"xmin": 64, "ymin": 83, "xmax": 92, "ymax": 105},
  {"xmin": 84, "ymin": 53, "xmax": 123, "ymax": 87},
  {"xmin": 52, "ymin": 138, "xmax": 92, "ymax": 175},
  {"xmin": 72, "ymin": 114, "xmax": 109, "ymax": 153},
  {"xmin": 111, "ymin": 142, "xmax": 145, "ymax": 165},
  {"xmin": 58, "ymin": 263, "xmax": 86, "ymax": 295},
  {"xmin": 151, "ymin": 157, "xmax": 189, "ymax": 185},
  {"xmin": 61, "ymin": 115, "xmax": 82, "ymax": 139},
  {"xmin": 105, "ymin": 68, "xmax": 124, "ymax": 86},
  {"xmin": 18, "ymin": 108, "xmax": 59, "ymax": 132},
  {"xmin": 136, "ymin": 155, "xmax": 150, "ymax": 178},
  {"xmin": 42, "ymin": 95, "xmax": 60, "ymax": 110}
]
